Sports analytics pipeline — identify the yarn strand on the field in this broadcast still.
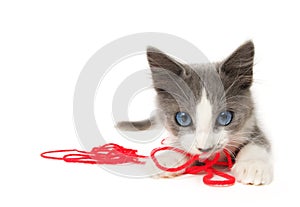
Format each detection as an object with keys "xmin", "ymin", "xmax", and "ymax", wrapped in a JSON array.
[{"xmin": 41, "ymin": 142, "xmax": 235, "ymax": 186}]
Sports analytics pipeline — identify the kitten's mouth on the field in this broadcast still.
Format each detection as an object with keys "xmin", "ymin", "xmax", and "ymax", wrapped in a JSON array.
[
  {"xmin": 195, "ymin": 145, "xmax": 223, "ymax": 160},
  {"xmin": 197, "ymin": 144, "xmax": 223, "ymax": 153},
  {"xmin": 197, "ymin": 147, "xmax": 214, "ymax": 153}
]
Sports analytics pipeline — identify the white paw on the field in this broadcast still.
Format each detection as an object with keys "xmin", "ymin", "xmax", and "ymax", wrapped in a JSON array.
[
  {"xmin": 149, "ymin": 151, "xmax": 188, "ymax": 178},
  {"xmin": 233, "ymin": 159, "xmax": 273, "ymax": 185}
]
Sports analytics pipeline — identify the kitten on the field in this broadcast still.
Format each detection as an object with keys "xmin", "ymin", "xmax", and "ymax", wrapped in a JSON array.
[{"xmin": 117, "ymin": 41, "xmax": 273, "ymax": 185}]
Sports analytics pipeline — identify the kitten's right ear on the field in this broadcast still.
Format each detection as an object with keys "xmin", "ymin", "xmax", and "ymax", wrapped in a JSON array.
[
  {"xmin": 146, "ymin": 46, "xmax": 186, "ymax": 76},
  {"xmin": 147, "ymin": 47, "xmax": 191, "ymax": 94}
]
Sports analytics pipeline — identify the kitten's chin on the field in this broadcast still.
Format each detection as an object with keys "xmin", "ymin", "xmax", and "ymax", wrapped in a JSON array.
[{"xmin": 184, "ymin": 147, "xmax": 202, "ymax": 155}]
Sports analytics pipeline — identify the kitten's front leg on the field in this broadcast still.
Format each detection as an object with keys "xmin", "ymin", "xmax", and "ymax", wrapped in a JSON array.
[
  {"xmin": 232, "ymin": 144, "xmax": 273, "ymax": 185},
  {"xmin": 147, "ymin": 150, "xmax": 188, "ymax": 178}
]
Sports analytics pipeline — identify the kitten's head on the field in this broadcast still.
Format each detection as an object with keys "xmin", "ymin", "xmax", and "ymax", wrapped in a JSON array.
[{"xmin": 147, "ymin": 41, "xmax": 255, "ymax": 155}]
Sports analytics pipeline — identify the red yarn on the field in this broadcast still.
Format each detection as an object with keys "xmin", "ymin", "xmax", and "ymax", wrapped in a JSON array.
[
  {"xmin": 41, "ymin": 143, "xmax": 147, "ymax": 164},
  {"xmin": 150, "ymin": 146, "xmax": 235, "ymax": 186},
  {"xmin": 41, "ymin": 142, "xmax": 235, "ymax": 186}
]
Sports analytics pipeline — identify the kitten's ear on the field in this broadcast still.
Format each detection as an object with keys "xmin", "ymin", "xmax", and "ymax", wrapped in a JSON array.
[
  {"xmin": 147, "ymin": 46, "xmax": 186, "ymax": 76},
  {"xmin": 219, "ymin": 40, "xmax": 255, "ymax": 90},
  {"xmin": 147, "ymin": 47, "xmax": 193, "ymax": 97}
]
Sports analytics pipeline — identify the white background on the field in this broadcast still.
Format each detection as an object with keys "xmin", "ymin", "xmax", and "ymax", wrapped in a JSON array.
[{"xmin": 1, "ymin": 0, "xmax": 299, "ymax": 206}]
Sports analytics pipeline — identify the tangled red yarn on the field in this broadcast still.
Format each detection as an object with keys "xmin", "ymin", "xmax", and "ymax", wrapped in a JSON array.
[{"xmin": 41, "ymin": 143, "xmax": 235, "ymax": 186}]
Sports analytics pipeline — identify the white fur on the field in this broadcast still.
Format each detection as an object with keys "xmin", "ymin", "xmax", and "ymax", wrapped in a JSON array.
[
  {"xmin": 233, "ymin": 144, "xmax": 273, "ymax": 185},
  {"xmin": 180, "ymin": 89, "xmax": 227, "ymax": 154},
  {"xmin": 195, "ymin": 89, "xmax": 214, "ymax": 150}
]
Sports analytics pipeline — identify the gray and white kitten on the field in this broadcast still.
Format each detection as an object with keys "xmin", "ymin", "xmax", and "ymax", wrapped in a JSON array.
[{"xmin": 117, "ymin": 41, "xmax": 273, "ymax": 185}]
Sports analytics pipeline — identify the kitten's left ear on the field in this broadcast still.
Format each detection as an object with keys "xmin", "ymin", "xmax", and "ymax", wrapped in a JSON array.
[{"xmin": 219, "ymin": 40, "xmax": 255, "ymax": 90}]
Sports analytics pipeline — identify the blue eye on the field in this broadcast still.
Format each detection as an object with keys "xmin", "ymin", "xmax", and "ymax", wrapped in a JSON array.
[
  {"xmin": 217, "ymin": 111, "xmax": 233, "ymax": 126},
  {"xmin": 175, "ymin": 112, "xmax": 192, "ymax": 127}
]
